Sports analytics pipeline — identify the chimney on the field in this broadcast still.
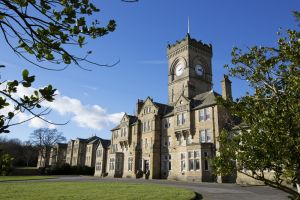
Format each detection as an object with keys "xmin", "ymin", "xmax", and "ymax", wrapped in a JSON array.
[
  {"xmin": 136, "ymin": 99, "xmax": 144, "ymax": 115},
  {"xmin": 221, "ymin": 75, "xmax": 232, "ymax": 100}
]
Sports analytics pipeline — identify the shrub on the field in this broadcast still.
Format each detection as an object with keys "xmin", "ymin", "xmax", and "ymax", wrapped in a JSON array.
[
  {"xmin": 0, "ymin": 154, "xmax": 14, "ymax": 176},
  {"xmin": 44, "ymin": 164, "xmax": 94, "ymax": 175}
]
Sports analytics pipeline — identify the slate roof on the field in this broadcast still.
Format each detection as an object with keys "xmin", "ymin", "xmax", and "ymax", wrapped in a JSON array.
[
  {"xmin": 192, "ymin": 90, "xmax": 221, "ymax": 110},
  {"xmin": 88, "ymin": 138, "xmax": 100, "ymax": 145},
  {"xmin": 153, "ymin": 102, "xmax": 174, "ymax": 116},
  {"xmin": 99, "ymin": 138, "xmax": 111, "ymax": 148},
  {"xmin": 57, "ymin": 143, "xmax": 68, "ymax": 148},
  {"xmin": 127, "ymin": 115, "xmax": 138, "ymax": 125},
  {"xmin": 111, "ymin": 114, "xmax": 138, "ymax": 131},
  {"xmin": 111, "ymin": 124, "xmax": 120, "ymax": 131}
]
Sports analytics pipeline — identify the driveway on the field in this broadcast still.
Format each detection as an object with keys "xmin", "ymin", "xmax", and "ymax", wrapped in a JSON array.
[{"xmin": 13, "ymin": 175, "xmax": 291, "ymax": 200}]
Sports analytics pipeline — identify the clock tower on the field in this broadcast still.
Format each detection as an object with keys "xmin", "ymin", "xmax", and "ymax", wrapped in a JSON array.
[{"xmin": 167, "ymin": 33, "xmax": 213, "ymax": 105}]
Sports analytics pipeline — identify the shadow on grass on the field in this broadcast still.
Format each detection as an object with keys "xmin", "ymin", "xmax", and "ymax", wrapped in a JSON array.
[{"xmin": 191, "ymin": 192, "xmax": 203, "ymax": 200}]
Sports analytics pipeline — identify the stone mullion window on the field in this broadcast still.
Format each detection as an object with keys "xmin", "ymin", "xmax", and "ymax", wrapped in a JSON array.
[
  {"xmin": 180, "ymin": 153, "xmax": 186, "ymax": 172},
  {"xmin": 200, "ymin": 129, "xmax": 212, "ymax": 143},
  {"xmin": 188, "ymin": 151, "xmax": 200, "ymax": 171},
  {"xmin": 199, "ymin": 108, "xmax": 211, "ymax": 121},
  {"xmin": 109, "ymin": 158, "xmax": 115, "ymax": 171},
  {"xmin": 128, "ymin": 157, "xmax": 133, "ymax": 171}
]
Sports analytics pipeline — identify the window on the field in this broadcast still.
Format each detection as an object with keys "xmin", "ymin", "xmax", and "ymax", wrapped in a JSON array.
[
  {"xmin": 164, "ymin": 118, "xmax": 170, "ymax": 129},
  {"xmin": 162, "ymin": 155, "xmax": 168, "ymax": 172},
  {"xmin": 188, "ymin": 151, "xmax": 200, "ymax": 171},
  {"xmin": 200, "ymin": 129, "xmax": 212, "ymax": 143},
  {"xmin": 180, "ymin": 153, "xmax": 186, "ymax": 171},
  {"xmin": 121, "ymin": 127, "xmax": 127, "ymax": 137},
  {"xmin": 204, "ymin": 152, "xmax": 209, "ymax": 171},
  {"xmin": 168, "ymin": 154, "xmax": 172, "ymax": 171},
  {"xmin": 147, "ymin": 121, "xmax": 150, "ymax": 131},
  {"xmin": 143, "ymin": 122, "xmax": 146, "ymax": 133},
  {"xmin": 109, "ymin": 158, "xmax": 115, "ymax": 171},
  {"xmin": 96, "ymin": 149, "xmax": 102, "ymax": 157},
  {"xmin": 168, "ymin": 136, "xmax": 171, "ymax": 146},
  {"xmin": 177, "ymin": 113, "xmax": 186, "ymax": 125},
  {"xmin": 96, "ymin": 162, "xmax": 102, "ymax": 171},
  {"xmin": 128, "ymin": 157, "xmax": 133, "ymax": 171},
  {"xmin": 199, "ymin": 108, "xmax": 210, "ymax": 121}
]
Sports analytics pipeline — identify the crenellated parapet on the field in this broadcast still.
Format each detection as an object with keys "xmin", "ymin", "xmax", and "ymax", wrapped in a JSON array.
[{"xmin": 167, "ymin": 33, "xmax": 212, "ymax": 59}]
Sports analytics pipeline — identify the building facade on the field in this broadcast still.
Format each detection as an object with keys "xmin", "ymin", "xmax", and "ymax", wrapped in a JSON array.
[
  {"xmin": 94, "ymin": 139, "xmax": 111, "ymax": 176},
  {"xmin": 49, "ymin": 143, "xmax": 68, "ymax": 167},
  {"xmin": 66, "ymin": 136, "xmax": 100, "ymax": 167},
  {"xmin": 104, "ymin": 33, "xmax": 231, "ymax": 181}
]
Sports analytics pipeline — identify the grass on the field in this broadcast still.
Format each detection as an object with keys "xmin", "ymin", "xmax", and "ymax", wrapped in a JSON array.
[
  {"xmin": 0, "ymin": 176, "xmax": 55, "ymax": 182},
  {"xmin": 0, "ymin": 182, "xmax": 196, "ymax": 200}
]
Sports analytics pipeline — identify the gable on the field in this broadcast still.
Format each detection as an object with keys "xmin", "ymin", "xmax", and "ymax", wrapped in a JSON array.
[{"xmin": 138, "ymin": 97, "xmax": 158, "ymax": 116}]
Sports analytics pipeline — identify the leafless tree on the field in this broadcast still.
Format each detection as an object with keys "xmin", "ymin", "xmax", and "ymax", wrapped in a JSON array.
[{"xmin": 30, "ymin": 128, "xmax": 66, "ymax": 167}]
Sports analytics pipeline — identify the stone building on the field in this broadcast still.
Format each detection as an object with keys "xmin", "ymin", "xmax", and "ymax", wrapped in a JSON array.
[
  {"xmin": 104, "ymin": 33, "xmax": 232, "ymax": 181},
  {"xmin": 85, "ymin": 137, "xmax": 100, "ymax": 167},
  {"xmin": 65, "ymin": 139, "xmax": 75, "ymax": 165},
  {"xmin": 37, "ymin": 148, "xmax": 50, "ymax": 168},
  {"xmin": 66, "ymin": 136, "xmax": 100, "ymax": 167},
  {"xmin": 94, "ymin": 139, "xmax": 111, "ymax": 176},
  {"xmin": 49, "ymin": 143, "xmax": 68, "ymax": 167}
]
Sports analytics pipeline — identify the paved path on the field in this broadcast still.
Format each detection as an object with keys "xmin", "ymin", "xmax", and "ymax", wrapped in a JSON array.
[{"xmin": 6, "ymin": 175, "xmax": 291, "ymax": 200}]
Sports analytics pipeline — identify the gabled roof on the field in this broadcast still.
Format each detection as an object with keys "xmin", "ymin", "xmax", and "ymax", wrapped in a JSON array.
[
  {"xmin": 173, "ymin": 94, "xmax": 190, "ymax": 107},
  {"xmin": 76, "ymin": 138, "xmax": 87, "ymax": 142},
  {"xmin": 192, "ymin": 90, "xmax": 221, "ymax": 110},
  {"xmin": 111, "ymin": 124, "xmax": 120, "ymax": 131},
  {"xmin": 111, "ymin": 113, "xmax": 138, "ymax": 131},
  {"xmin": 127, "ymin": 114, "xmax": 138, "ymax": 125},
  {"xmin": 153, "ymin": 102, "xmax": 173, "ymax": 116},
  {"xmin": 88, "ymin": 138, "xmax": 100, "ymax": 145},
  {"xmin": 86, "ymin": 136, "xmax": 100, "ymax": 143},
  {"xmin": 99, "ymin": 138, "xmax": 111, "ymax": 148}
]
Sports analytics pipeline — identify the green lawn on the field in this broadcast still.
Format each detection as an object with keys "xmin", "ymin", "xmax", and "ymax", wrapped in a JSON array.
[
  {"xmin": 0, "ymin": 182, "xmax": 196, "ymax": 200},
  {"xmin": 0, "ymin": 176, "xmax": 55, "ymax": 182}
]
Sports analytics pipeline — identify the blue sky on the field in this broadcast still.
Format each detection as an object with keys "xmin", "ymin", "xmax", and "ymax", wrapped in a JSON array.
[{"xmin": 0, "ymin": 0, "xmax": 298, "ymax": 141}]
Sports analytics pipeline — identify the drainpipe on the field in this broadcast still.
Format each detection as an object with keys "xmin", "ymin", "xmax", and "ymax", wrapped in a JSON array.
[{"xmin": 212, "ymin": 106, "xmax": 216, "ymax": 146}]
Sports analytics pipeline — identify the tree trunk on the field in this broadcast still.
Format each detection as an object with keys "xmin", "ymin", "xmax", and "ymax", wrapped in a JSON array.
[{"xmin": 297, "ymin": 183, "xmax": 300, "ymax": 194}]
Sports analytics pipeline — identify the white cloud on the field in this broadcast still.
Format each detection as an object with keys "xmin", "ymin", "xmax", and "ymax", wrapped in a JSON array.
[
  {"xmin": 0, "ymin": 84, "xmax": 123, "ymax": 131},
  {"xmin": 45, "ymin": 93, "xmax": 124, "ymax": 130}
]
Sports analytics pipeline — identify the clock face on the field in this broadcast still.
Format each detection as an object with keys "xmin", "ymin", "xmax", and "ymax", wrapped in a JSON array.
[
  {"xmin": 175, "ymin": 61, "xmax": 184, "ymax": 76},
  {"xmin": 195, "ymin": 64, "xmax": 204, "ymax": 76}
]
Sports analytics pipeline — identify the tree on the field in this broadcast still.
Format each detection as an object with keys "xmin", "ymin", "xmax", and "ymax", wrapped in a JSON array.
[
  {"xmin": 0, "ymin": 153, "xmax": 14, "ymax": 176},
  {"xmin": 0, "ymin": 0, "xmax": 131, "ymax": 133},
  {"xmin": 213, "ymin": 12, "xmax": 300, "ymax": 198},
  {"xmin": 0, "ymin": 137, "xmax": 38, "ymax": 166},
  {"xmin": 22, "ymin": 141, "xmax": 38, "ymax": 167},
  {"xmin": 0, "ymin": 68, "xmax": 59, "ymax": 134},
  {"xmin": 0, "ymin": 0, "xmax": 117, "ymax": 70},
  {"xmin": 30, "ymin": 128, "xmax": 66, "ymax": 167}
]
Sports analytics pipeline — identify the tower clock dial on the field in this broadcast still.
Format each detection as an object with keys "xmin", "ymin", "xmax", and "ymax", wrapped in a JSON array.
[
  {"xmin": 175, "ymin": 61, "xmax": 185, "ymax": 76},
  {"xmin": 195, "ymin": 64, "xmax": 204, "ymax": 76}
]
